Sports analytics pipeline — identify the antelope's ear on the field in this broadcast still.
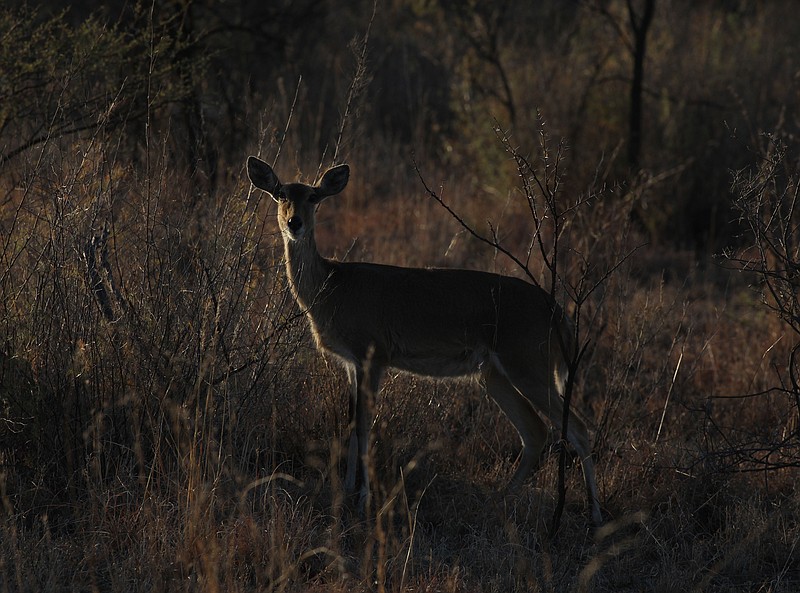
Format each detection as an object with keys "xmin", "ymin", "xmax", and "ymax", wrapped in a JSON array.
[
  {"xmin": 247, "ymin": 156, "xmax": 281, "ymax": 199},
  {"xmin": 314, "ymin": 164, "xmax": 350, "ymax": 201}
]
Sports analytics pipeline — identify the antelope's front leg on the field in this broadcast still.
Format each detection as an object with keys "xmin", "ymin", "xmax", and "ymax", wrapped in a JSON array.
[
  {"xmin": 344, "ymin": 363, "xmax": 379, "ymax": 512},
  {"xmin": 344, "ymin": 364, "xmax": 360, "ymax": 494}
]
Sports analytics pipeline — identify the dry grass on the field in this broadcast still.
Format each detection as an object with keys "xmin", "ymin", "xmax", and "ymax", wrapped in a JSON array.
[
  {"xmin": 1, "ymin": 131, "xmax": 798, "ymax": 593},
  {"xmin": 2, "ymin": 3, "xmax": 800, "ymax": 586}
]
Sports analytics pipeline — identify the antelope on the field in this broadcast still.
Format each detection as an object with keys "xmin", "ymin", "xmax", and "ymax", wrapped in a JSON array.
[{"xmin": 246, "ymin": 156, "xmax": 602, "ymax": 524}]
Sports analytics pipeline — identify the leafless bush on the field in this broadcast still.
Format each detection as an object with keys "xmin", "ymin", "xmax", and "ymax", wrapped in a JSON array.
[
  {"xmin": 0, "ymin": 124, "xmax": 314, "ymax": 520},
  {"xmin": 721, "ymin": 134, "xmax": 800, "ymax": 471},
  {"xmin": 416, "ymin": 118, "xmax": 638, "ymax": 534}
]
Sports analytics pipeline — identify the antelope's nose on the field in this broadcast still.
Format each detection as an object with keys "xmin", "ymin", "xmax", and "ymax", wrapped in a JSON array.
[{"xmin": 287, "ymin": 216, "xmax": 303, "ymax": 234}]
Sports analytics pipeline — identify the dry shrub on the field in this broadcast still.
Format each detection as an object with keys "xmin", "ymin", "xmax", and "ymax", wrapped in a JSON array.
[{"xmin": 2, "ymin": 134, "xmax": 799, "ymax": 591}]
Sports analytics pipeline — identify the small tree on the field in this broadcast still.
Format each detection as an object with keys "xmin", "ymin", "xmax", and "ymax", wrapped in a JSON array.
[
  {"xmin": 727, "ymin": 134, "xmax": 800, "ymax": 466},
  {"xmin": 0, "ymin": 5, "xmax": 194, "ymax": 170},
  {"xmin": 416, "ymin": 119, "xmax": 636, "ymax": 533}
]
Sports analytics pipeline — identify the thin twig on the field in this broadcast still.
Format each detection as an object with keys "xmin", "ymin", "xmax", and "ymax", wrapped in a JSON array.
[
  {"xmin": 412, "ymin": 158, "xmax": 539, "ymax": 287},
  {"xmin": 273, "ymin": 76, "xmax": 302, "ymax": 169},
  {"xmin": 655, "ymin": 349, "xmax": 683, "ymax": 444},
  {"xmin": 331, "ymin": 0, "xmax": 377, "ymax": 167}
]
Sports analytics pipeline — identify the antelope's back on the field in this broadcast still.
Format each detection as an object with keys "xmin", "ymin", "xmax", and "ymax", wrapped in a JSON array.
[{"xmin": 318, "ymin": 262, "xmax": 560, "ymax": 368}]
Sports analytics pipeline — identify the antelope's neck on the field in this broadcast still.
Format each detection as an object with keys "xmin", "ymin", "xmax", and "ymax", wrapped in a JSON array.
[{"xmin": 283, "ymin": 232, "xmax": 333, "ymax": 310}]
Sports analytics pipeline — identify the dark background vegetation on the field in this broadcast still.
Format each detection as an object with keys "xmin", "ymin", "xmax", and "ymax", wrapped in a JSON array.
[{"xmin": 1, "ymin": 0, "xmax": 799, "ymax": 591}]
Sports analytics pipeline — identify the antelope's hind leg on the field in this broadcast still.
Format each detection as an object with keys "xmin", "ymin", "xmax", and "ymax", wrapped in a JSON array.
[
  {"xmin": 483, "ymin": 364, "xmax": 551, "ymax": 493},
  {"xmin": 500, "ymin": 365, "xmax": 603, "ymax": 525}
]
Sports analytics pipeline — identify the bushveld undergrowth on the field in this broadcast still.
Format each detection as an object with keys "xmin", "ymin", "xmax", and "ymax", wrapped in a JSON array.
[
  {"xmin": 1, "ymin": 124, "xmax": 798, "ymax": 592},
  {"xmin": 2, "ymin": 1, "xmax": 800, "ymax": 592}
]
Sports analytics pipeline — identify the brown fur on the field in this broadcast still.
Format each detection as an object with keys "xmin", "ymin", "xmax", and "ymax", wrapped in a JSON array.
[{"xmin": 247, "ymin": 156, "xmax": 601, "ymax": 524}]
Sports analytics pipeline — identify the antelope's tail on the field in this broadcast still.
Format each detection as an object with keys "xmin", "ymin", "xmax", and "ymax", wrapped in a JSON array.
[{"xmin": 553, "ymin": 305, "xmax": 576, "ymax": 396}]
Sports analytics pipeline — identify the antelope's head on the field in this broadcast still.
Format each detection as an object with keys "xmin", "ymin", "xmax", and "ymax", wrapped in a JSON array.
[{"xmin": 247, "ymin": 156, "xmax": 350, "ymax": 241}]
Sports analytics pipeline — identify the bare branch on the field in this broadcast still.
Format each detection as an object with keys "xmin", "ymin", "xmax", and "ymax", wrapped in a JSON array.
[{"xmin": 412, "ymin": 158, "xmax": 540, "ymax": 287}]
